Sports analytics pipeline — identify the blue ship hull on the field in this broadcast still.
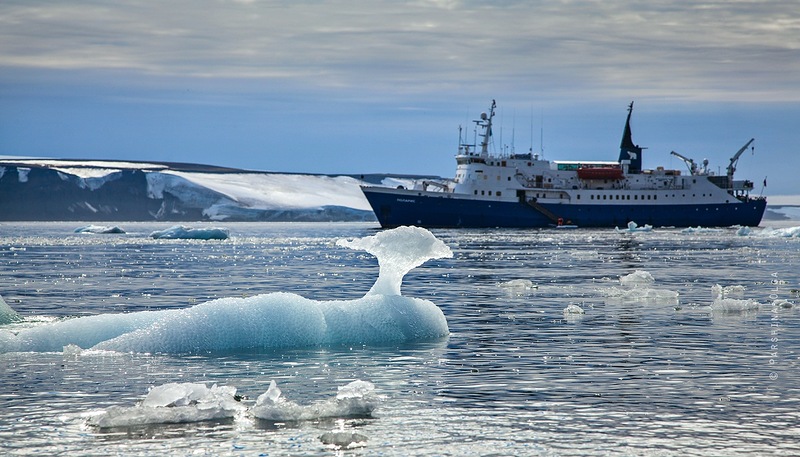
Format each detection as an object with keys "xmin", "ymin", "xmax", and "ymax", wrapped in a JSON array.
[{"xmin": 362, "ymin": 188, "xmax": 767, "ymax": 228}]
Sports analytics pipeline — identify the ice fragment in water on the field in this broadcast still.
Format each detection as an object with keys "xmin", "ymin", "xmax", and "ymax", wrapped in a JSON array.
[
  {"xmin": 150, "ymin": 225, "xmax": 229, "ymax": 240},
  {"xmin": 337, "ymin": 225, "xmax": 452, "ymax": 296},
  {"xmin": 319, "ymin": 431, "xmax": 368, "ymax": 449},
  {"xmin": 0, "ymin": 226, "xmax": 451, "ymax": 353},
  {"xmin": 0, "ymin": 295, "xmax": 21, "ymax": 324},
  {"xmin": 74, "ymin": 225, "xmax": 125, "ymax": 234},
  {"xmin": 498, "ymin": 279, "xmax": 537, "ymax": 290},
  {"xmin": 251, "ymin": 380, "xmax": 381, "ymax": 421},
  {"xmin": 563, "ymin": 304, "xmax": 585, "ymax": 314},
  {"xmin": 89, "ymin": 382, "xmax": 245, "ymax": 428},
  {"xmin": 619, "ymin": 270, "xmax": 655, "ymax": 288}
]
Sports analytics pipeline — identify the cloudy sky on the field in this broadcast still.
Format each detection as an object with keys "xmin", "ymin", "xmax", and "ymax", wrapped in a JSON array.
[{"xmin": 1, "ymin": 0, "xmax": 798, "ymax": 195}]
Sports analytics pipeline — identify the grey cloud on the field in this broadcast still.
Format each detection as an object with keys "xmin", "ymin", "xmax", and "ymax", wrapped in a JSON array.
[{"xmin": 0, "ymin": 0, "xmax": 798, "ymax": 102}]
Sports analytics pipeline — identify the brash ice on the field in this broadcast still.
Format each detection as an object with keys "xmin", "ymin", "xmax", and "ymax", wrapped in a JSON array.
[{"xmin": 0, "ymin": 226, "xmax": 452, "ymax": 353}]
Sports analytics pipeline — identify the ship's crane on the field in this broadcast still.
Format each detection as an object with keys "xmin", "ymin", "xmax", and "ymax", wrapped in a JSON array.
[
  {"xmin": 670, "ymin": 150, "xmax": 699, "ymax": 175},
  {"xmin": 670, "ymin": 150, "xmax": 710, "ymax": 175},
  {"xmin": 727, "ymin": 138, "xmax": 755, "ymax": 182}
]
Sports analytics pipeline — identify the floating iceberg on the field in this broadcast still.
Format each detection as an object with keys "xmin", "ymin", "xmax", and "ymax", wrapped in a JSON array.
[
  {"xmin": 0, "ymin": 226, "xmax": 452, "ymax": 353},
  {"xmin": 74, "ymin": 225, "xmax": 126, "ymax": 234},
  {"xmin": 89, "ymin": 382, "xmax": 245, "ymax": 428},
  {"xmin": 251, "ymin": 379, "xmax": 381, "ymax": 421},
  {"xmin": 150, "ymin": 225, "xmax": 229, "ymax": 240},
  {"xmin": 615, "ymin": 221, "xmax": 653, "ymax": 233}
]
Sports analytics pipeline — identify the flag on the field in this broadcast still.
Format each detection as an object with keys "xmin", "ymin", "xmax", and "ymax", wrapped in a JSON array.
[{"xmin": 763, "ymin": 178, "xmax": 767, "ymax": 187}]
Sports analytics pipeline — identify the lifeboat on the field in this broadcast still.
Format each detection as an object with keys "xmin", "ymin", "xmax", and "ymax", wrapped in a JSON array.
[{"xmin": 577, "ymin": 167, "xmax": 624, "ymax": 180}]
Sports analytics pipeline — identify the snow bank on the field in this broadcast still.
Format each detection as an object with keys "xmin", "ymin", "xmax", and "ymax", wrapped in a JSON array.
[
  {"xmin": 150, "ymin": 225, "xmax": 229, "ymax": 240},
  {"xmin": 0, "ymin": 226, "xmax": 451, "ymax": 353},
  {"xmin": 161, "ymin": 171, "xmax": 371, "ymax": 212}
]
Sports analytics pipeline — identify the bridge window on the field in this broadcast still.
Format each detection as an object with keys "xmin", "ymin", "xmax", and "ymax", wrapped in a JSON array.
[{"xmin": 497, "ymin": 191, "xmax": 502, "ymax": 197}]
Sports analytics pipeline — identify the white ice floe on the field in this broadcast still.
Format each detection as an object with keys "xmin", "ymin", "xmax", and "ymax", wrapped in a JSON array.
[
  {"xmin": 251, "ymin": 379, "xmax": 381, "ymax": 421},
  {"xmin": 0, "ymin": 226, "xmax": 452, "ymax": 353},
  {"xmin": 150, "ymin": 225, "xmax": 229, "ymax": 240},
  {"xmin": 89, "ymin": 382, "xmax": 245, "ymax": 428},
  {"xmin": 74, "ymin": 225, "xmax": 126, "ymax": 234}
]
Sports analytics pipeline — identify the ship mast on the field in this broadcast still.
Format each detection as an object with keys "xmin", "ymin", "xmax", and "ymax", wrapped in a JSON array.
[{"xmin": 477, "ymin": 99, "xmax": 496, "ymax": 157}]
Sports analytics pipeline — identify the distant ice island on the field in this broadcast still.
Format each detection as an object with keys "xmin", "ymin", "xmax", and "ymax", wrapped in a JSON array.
[{"xmin": 0, "ymin": 158, "xmax": 437, "ymax": 222}]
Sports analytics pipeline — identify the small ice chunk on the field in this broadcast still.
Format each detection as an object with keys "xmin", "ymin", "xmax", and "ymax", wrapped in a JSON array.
[
  {"xmin": 256, "ymin": 380, "xmax": 282, "ymax": 405},
  {"xmin": 319, "ymin": 431, "xmax": 368, "ymax": 449},
  {"xmin": 710, "ymin": 298, "xmax": 760, "ymax": 312},
  {"xmin": 74, "ymin": 225, "xmax": 126, "ymax": 234},
  {"xmin": 0, "ymin": 295, "xmax": 21, "ymax": 324},
  {"xmin": 143, "ymin": 382, "xmax": 211, "ymax": 408},
  {"xmin": 616, "ymin": 221, "xmax": 653, "ymax": 232},
  {"xmin": 498, "ymin": 279, "xmax": 537, "ymax": 290},
  {"xmin": 563, "ymin": 304, "xmax": 585, "ymax": 314},
  {"xmin": 619, "ymin": 270, "xmax": 655, "ymax": 288},
  {"xmin": 251, "ymin": 380, "xmax": 381, "ymax": 422},
  {"xmin": 150, "ymin": 225, "xmax": 229, "ymax": 240},
  {"xmin": 711, "ymin": 284, "xmax": 746, "ymax": 300},
  {"xmin": 90, "ymin": 382, "xmax": 244, "ymax": 428}
]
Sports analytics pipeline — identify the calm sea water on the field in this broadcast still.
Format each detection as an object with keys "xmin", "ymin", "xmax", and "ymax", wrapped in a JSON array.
[{"xmin": 1, "ymin": 221, "xmax": 799, "ymax": 456}]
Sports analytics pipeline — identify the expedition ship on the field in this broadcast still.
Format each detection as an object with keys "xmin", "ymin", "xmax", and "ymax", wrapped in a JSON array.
[{"xmin": 361, "ymin": 101, "xmax": 766, "ymax": 228}]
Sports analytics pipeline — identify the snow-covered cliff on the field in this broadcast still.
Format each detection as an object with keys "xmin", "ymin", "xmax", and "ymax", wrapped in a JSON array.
[{"xmin": 0, "ymin": 159, "xmax": 425, "ymax": 222}]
